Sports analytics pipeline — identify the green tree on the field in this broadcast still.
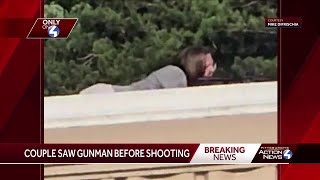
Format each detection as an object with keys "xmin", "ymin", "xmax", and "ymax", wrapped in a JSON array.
[{"xmin": 44, "ymin": 0, "xmax": 277, "ymax": 96}]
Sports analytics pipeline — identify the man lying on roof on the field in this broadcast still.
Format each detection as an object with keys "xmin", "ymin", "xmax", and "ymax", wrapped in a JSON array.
[{"xmin": 80, "ymin": 46, "xmax": 217, "ymax": 94}]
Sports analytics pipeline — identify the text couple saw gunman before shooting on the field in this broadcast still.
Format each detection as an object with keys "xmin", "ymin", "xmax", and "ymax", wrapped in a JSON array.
[{"xmin": 79, "ymin": 46, "xmax": 217, "ymax": 94}]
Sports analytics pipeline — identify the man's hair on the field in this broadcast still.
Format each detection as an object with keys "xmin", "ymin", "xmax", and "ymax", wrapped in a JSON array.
[{"xmin": 179, "ymin": 46, "xmax": 211, "ymax": 80}]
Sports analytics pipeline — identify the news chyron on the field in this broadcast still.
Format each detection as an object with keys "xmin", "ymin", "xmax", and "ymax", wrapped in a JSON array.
[{"xmin": 27, "ymin": 18, "xmax": 78, "ymax": 39}]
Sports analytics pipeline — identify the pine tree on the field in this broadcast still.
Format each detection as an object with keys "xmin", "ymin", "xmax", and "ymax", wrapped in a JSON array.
[{"xmin": 44, "ymin": 0, "xmax": 277, "ymax": 96}]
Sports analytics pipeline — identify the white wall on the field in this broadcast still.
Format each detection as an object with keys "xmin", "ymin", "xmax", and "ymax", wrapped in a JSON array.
[
  {"xmin": 44, "ymin": 82, "xmax": 278, "ymax": 179},
  {"xmin": 44, "ymin": 82, "xmax": 277, "ymax": 129}
]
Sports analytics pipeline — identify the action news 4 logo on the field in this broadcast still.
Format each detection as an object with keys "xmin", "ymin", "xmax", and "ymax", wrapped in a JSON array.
[
  {"xmin": 43, "ymin": 19, "xmax": 61, "ymax": 38},
  {"xmin": 283, "ymin": 149, "xmax": 293, "ymax": 159},
  {"xmin": 259, "ymin": 147, "xmax": 293, "ymax": 160}
]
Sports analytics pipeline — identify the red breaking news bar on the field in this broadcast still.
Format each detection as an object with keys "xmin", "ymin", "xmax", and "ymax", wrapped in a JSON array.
[{"xmin": 265, "ymin": 17, "xmax": 302, "ymax": 28}]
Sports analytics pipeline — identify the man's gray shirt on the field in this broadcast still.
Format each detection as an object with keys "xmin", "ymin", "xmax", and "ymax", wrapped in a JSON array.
[{"xmin": 80, "ymin": 65, "xmax": 187, "ymax": 94}]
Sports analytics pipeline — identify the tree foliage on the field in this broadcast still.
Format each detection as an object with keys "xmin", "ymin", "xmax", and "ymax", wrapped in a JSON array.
[{"xmin": 44, "ymin": 0, "xmax": 277, "ymax": 96}]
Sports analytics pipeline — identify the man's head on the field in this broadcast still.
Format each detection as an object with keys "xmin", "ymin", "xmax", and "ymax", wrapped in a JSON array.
[{"xmin": 179, "ymin": 46, "xmax": 216, "ymax": 80}]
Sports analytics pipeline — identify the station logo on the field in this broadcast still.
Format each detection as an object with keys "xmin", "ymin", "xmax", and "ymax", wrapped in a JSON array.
[
  {"xmin": 42, "ymin": 19, "xmax": 61, "ymax": 38},
  {"xmin": 27, "ymin": 18, "xmax": 77, "ymax": 39},
  {"xmin": 283, "ymin": 149, "xmax": 293, "ymax": 159},
  {"xmin": 258, "ymin": 146, "xmax": 292, "ymax": 160},
  {"xmin": 47, "ymin": 26, "xmax": 60, "ymax": 38}
]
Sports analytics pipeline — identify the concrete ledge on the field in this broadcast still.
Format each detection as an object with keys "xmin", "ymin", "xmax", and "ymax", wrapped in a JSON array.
[
  {"xmin": 44, "ymin": 82, "xmax": 278, "ymax": 180},
  {"xmin": 45, "ymin": 113, "xmax": 277, "ymax": 143},
  {"xmin": 44, "ymin": 82, "xmax": 277, "ymax": 129}
]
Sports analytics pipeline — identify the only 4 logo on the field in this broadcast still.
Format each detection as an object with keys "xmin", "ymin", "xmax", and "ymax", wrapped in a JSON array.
[{"xmin": 48, "ymin": 26, "xmax": 60, "ymax": 38}]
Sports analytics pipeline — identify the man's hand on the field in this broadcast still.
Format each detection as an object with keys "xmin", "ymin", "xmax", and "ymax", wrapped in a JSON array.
[{"xmin": 203, "ymin": 53, "xmax": 216, "ymax": 77}]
